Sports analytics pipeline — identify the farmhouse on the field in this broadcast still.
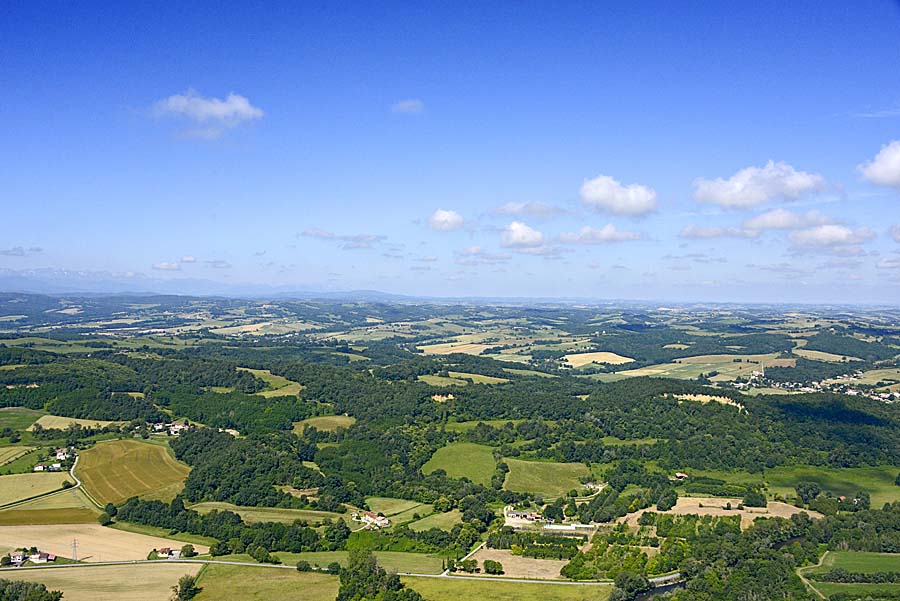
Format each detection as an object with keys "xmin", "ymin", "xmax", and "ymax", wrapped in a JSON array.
[
  {"xmin": 674, "ymin": 472, "xmax": 689, "ymax": 480},
  {"xmin": 156, "ymin": 547, "xmax": 181, "ymax": 559},
  {"xmin": 353, "ymin": 511, "xmax": 390, "ymax": 529},
  {"xmin": 55, "ymin": 448, "xmax": 70, "ymax": 461}
]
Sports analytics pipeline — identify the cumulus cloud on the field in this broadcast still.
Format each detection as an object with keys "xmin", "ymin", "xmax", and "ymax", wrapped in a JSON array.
[
  {"xmin": 693, "ymin": 161, "xmax": 826, "ymax": 208},
  {"xmin": 891, "ymin": 224, "xmax": 900, "ymax": 243},
  {"xmin": 579, "ymin": 175, "xmax": 657, "ymax": 216},
  {"xmin": 152, "ymin": 261, "xmax": 181, "ymax": 271},
  {"xmin": 301, "ymin": 228, "xmax": 386, "ymax": 249},
  {"xmin": 427, "ymin": 209, "xmax": 465, "ymax": 231},
  {"xmin": 789, "ymin": 225, "xmax": 876, "ymax": 251},
  {"xmin": 153, "ymin": 89, "xmax": 263, "ymax": 138},
  {"xmin": 679, "ymin": 225, "xmax": 756, "ymax": 239},
  {"xmin": 391, "ymin": 99, "xmax": 425, "ymax": 114},
  {"xmin": 491, "ymin": 202, "xmax": 564, "ymax": 219},
  {"xmin": 0, "ymin": 246, "xmax": 42, "ymax": 257},
  {"xmin": 501, "ymin": 221, "xmax": 544, "ymax": 248},
  {"xmin": 742, "ymin": 208, "xmax": 832, "ymax": 231},
  {"xmin": 859, "ymin": 140, "xmax": 900, "ymax": 189},
  {"xmin": 559, "ymin": 224, "xmax": 641, "ymax": 244}
]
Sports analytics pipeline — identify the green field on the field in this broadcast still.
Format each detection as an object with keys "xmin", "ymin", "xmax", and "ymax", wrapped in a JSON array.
[
  {"xmin": 503, "ymin": 458, "xmax": 590, "ymax": 499},
  {"xmin": 0, "ymin": 407, "xmax": 43, "ymax": 430},
  {"xmin": 196, "ymin": 564, "xmax": 339, "ymax": 601},
  {"xmin": 447, "ymin": 371, "xmax": 509, "ymax": 384},
  {"xmin": 217, "ymin": 550, "xmax": 445, "ymax": 574},
  {"xmin": 600, "ymin": 436, "xmax": 658, "ymax": 446},
  {"xmin": 408, "ymin": 509, "xmax": 463, "ymax": 531},
  {"xmin": 802, "ymin": 551, "xmax": 900, "ymax": 598},
  {"xmin": 109, "ymin": 520, "xmax": 219, "ymax": 546},
  {"xmin": 191, "ymin": 501, "xmax": 347, "ymax": 524},
  {"xmin": 402, "ymin": 576, "xmax": 611, "ymax": 600},
  {"xmin": 0, "ymin": 486, "xmax": 99, "ymax": 525},
  {"xmin": 502, "ymin": 368, "xmax": 557, "ymax": 378},
  {"xmin": 366, "ymin": 497, "xmax": 425, "ymax": 517},
  {"xmin": 419, "ymin": 374, "xmax": 469, "ymax": 386},
  {"xmin": 766, "ymin": 465, "xmax": 900, "ymax": 506},
  {"xmin": 444, "ymin": 419, "xmax": 525, "ymax": 433},
  {"xmin": 0, "ymin": 472, "xmax": 71, "ymax": 506},
  {"xmin": 293, "ymin": 414, "xmax": 357, "ymax": 434},
  {"xmin": 0, "ymin": 445, "xmax": 35, "ymax": 466},
  {"xmin": 238, "ymin": 367, "xmax": 305, "ymax": 397},
  {"xmin": 422, "ymin": 442, "xmax": 496, "ymax": 485},
  {"xmin": 77, "ymin": 439, "xmax": 190, "ymax": 505}
]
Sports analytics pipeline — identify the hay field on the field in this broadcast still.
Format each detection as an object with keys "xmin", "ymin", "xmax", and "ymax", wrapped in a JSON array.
[
  {"xmin": 0, "ymin": 407, "xmax": 43, "ymax": 430},
  {"xmin": 196, "ymin": 564, "xmax": 338, "ymax": 601},
  {"xmin": 403, "ymin": 576, "xmax": 611, "ymax": 601},
  {"xmin": 766, "ymin": 465, "xmax": 900, "ymax": 506},
  {"xmin": 27, "ymin": 415, "xmax": 123, "ymax": 431},
  {"xmin": 563, "ymin": 351, "xmax": 634, "ymax": 367},
  {"xmin": 238, "ymin": 367, "xmax": 305, "ymax": 398},
  {"xmin": 366, "ymin": 497, "xmax": 425, "ymax": 517},
  {"xmin": 0, "ymin": 487, "xmax": 99, "ymax": 525},
  {"xmin": 0, "ymin": 472, "xmax": 70, "ymax": 506},
  {"xmin": 795, "ymin": 348, "xmax": 862, "ymax": 362},
  {"xmin": 0, "ymin": 445, "xmax": 35, "ymax": 466},
  {"xmin": 293, "ymin": 415, "xmax": 356, "ymax": 434},
  {"xmin": 0, "ymin": 523, "xmax": 207, "ymax": 561},
  {"xmin": 503, "ymin": 458, "xmax": 590, "ymax": 499},
  {"xmin": 423, "ymin": 443, "xmax": 496, "ymax": 486},
  {"xmin": 419, "ymin": 374, "xmax": 468, "ymax": 386},
  {"xmin": 621, "ymin": 497, "xmax": 821, "ymax": 529},
  {"xmin": 409, "ymin": 509, "xmax": 462, "ymax": 532},
  {"xmin": 447, "ymin": 371, "xmax": 509, "ymax": 384},
  {"xmin": 7, "ymin": 563, "xmax": 203, "ymax": 601},
  {"xmin": 470, "ymin": 547, "xmax": 569, "ymax": 579},
  {"xmin": 191, "ymin": 501, "xmax": 347, "ymax": 524},
  {"xmin": 597, "ymin": 352, "xmax": 787, "ymax": 382},
  {"xmin": 77, "ymin": 439, "xmax": 190, "ymax": 505},
  {"xmin": 418, "ymin": 341, "xmax": 493, "ymax": 355}
]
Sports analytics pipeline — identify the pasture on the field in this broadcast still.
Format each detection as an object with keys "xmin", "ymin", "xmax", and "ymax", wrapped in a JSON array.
[
  {"xmin": 802, "ymin": 551, "xmax": 900, "ymax": 598},
  {"xmin": 423, "ymin": 442, "xmax": 496, "ymax": 486},
  {"xmin": 6, "ymin": 563, "xmax": 203, "ymax": 601},
  {"xmin": 0, "ymin": 445, "xmax": 35, "ymax": 466},
  {"xmin": 238, "ymin": 367, "xmax": 305, "ymax": 398},
  {"xmin": 293, "ymin": 414, "xmax": 356, "ymax": 434},
  {"xmin": 419, "ymin": 374, "xmax": 468, "ymax": 386},
  {"xmin": 0, "ymin": 523, "xmax": 207, "ymax": 561},
  {"xmin": 191, "ymin": 501, "xmax": 347, "ymax": 524},
  {"xmin": 27, "ymin": 415, "xmax": 123, "ymax": 431},
  {"xmin": 196, "ymin": 564, "xmax": 338, "ymax": 601},
  {"xmin": 409, "ymin": 509, "xmax": 462, "ymax": 531},
  {"xmin": 0, "ymin": 472, "xmax": 70, "ymax": 506},
  {"xmin": 366, "ymin": 497, "xmax": 424, "ymax": 517},
  {"xmin": 447, "ymin": 371, "xmax": 509, "ymax": 384},
  {"xmin": 766, "ymin": 465, "xmax": 900, "ymax": 506},
  {"xmin": 77, "ymin": 439, "xmax": 190, "ymax": 505},
  {"xmin": 444, "ymin": 419, "xmax": 525, "ymax": 433},
  {"xmin": 403, "ymin": 576, "xmax": 612, "ymax": 601},
  {"xmin": 0, "ymin": 407, "xmax": 43, "ymax": 430},
  {"xmin": 218, "ymin": 550, "xmax": 445, "ymax": 574},
  {"xmin": 503, "ymin": 458, "xmax": 590, "ymax": 499},
  {"xmin": 0, "ymin": 487, "xmax": 99, "ymax": 525},
  {"xmin": 563, "ymin": 351, "xmax": 634, "ymax": 367}
]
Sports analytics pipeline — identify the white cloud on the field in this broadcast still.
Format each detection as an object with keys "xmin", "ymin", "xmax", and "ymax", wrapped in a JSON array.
[
  {"xmin": 152, "ymin": 261, "xmax": 181, "ymax": 271},
  {"xmin": 180, "ymin": 255, "xmax": 197, "ymax": 263},
  {"xmin": 204, "ymin": 259, "xmax": 232, "ymax": 269},
  {"xmin": 153, "ymin": 90, "xmax": 263, "ymax": 138},
  {"xmin": 679, "ymin": 225, "xmax": 756, "ymax": 239},
  {"xmin": 789, "ymin": 224, "xmax": 876, "ymax": 249},
  {"xmin": 693, "ymin": 161, "xmax": 826, "ymax": 208},
  {"xmin": 877, "ymin": 257, "xmax": 900, "ymax": 270},
  {"xmin": 859, "ymin": 140, "xmax": 900, "ymax": 189},
  {"xmin": 742, "ymin": 208, "xmax": 831, "ymax": 231},
  {"xmin": 455, "ymin": 246, "xmax": 510, "ymax": 265},
  {"xmin": 427, "ymin": 209, "xmax": 465, "ymax": 231},
  {"xmin": 579, "ymin": 175, "xmax": 657, "ymax": 216},
  {"xmin": 301, "ymin": 228, "xmax": 386, "ymax": 249},
  {"xmin": 501, "ymin": 221, "xmax": 544, "ymax": 248},
  {"xmin": 891, "ymin": 224, "xmax": 900, "ymax": 243},
  {"xmin": 559, "ymin": 224, "xmax": 641, "ymax": 244},
  {"xmin": 491, "ymin": 202, "xmax": 564, "ymax": 219},
  {"xmin": 391, "ymin": 99, "xmax": 425, "ymax": 114}
]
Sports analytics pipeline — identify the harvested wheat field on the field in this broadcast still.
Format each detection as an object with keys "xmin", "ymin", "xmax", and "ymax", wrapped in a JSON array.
[
  {"xmin": 0, "ymin": 523, "xmax": 208, "ymax": 561},
  {"xmin": 621, "ymin": 497, "xmax": 822, "ymax": 529},
  {"xmin": 470, "ymin": 547, "xmax": 569, "ymax": 579},
  {"xmin": 0, "ymin": 472, "xmax": 71, "ymax": 506},
  {"xmin": 77, "ymin": 439, "xmax": 190, "ymax": 505},
  {"xmin": 27, "ymin": 415, "xmax": 123, "ymax": 431},
  {"xmin": 563, "ymin": 351, "xmax": 634, "ymax": 367},
  {"xmin": 7, "ymin": 562, "xmax": 202, "ymax": 601},
  {"xmin": 674, "ymin": 394, "xmax": 744, "ymax": 410}
]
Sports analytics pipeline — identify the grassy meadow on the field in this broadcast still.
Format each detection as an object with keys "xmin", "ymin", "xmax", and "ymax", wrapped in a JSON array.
[
  {"xmin": 196, "ymin": 564, "xmax": 339, "ymax": 601},
  {"xmin": 402, "ymin": 576, "xmax": 612, "ymax": 600},
  {"xmin": 503, "ymin": 458, "xmax": 590, "ymax": 499},
  {"xmin": 422, "ymin": 442, "xmax": 496, "ymax": 486},
  {"xmin": 293, "ymin": 414, "xmax": 356, "ymax": 434},
  {"xmin": 190, "ymin": 501, "xmax": 347, "ymax": 524}
]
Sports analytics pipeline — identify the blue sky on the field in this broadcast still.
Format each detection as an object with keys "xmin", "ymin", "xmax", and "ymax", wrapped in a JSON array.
[{"xmin": 2, "ymin": 1, "xmax": 900, "ymax": 302}]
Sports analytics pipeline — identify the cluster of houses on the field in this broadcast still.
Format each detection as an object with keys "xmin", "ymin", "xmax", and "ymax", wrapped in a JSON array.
[
  {"xmin": 150, "ymin": 422, "xmax": 190, "ymax": 436},
  {"xmin": 506, "ymin": 509, "xmax": 554, "ymax": 523},
  {"xmin": 9, "ymin": 550, "xmax": 56, "ymax": 565},
  {"xmin": 154, "ymin": 547, "xmax": 182, "ymax": 559},
  {"xmin": 33, "ymin": 448, "xmax": 72, "ymax": 472},
  {"xmin": 352, "ymin": 511, "xmax": 391, "ymax": 529}
]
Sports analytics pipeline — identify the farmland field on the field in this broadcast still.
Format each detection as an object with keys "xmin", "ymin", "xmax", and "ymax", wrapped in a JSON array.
[
  {"xmin": 0, "ymin": 486, "xmax": 99, "ymax": 525},
  {"xmin": 0, "ymin": 523, "xmax": 208, "ymax": 561},
  {"xmin": 191, "ymin": 501, "xmax": 347, "ymax": 524},
  {"xmin": 27, "ymin": 414, "xmax": 123, "ymax": 431},
  {"xmin": 794, "ymin": 348, "xmax": 861, "ymax": 362},
  {"xmin": 0, "ymin": 407, "xmax": 43, "ymax": 430},
  {"xmin": 766, "ymin": 465, "xmax": 900, "ymax": 506},
  {"xmin": 218, "ymin": 550, "xmax": 445, "ymax": 574},
  {"xmin": 402, "ymin": 576, "xmax": 611, "ymax": 601},
  {"xmin": 622, "ymin": 496, "xmax": 821, "ymax": 529},
  {"xmin": 423, "ymin": 442, "xmax": 496, "ymax": 486},
  {"xmin": 591, "ymin": 352, "xmax": 788, "ymax": 382},
  {"xmin": 445, "ymin": 419, "xmax": 525, "ymax": 432},
  {"xmin": 6, "ymin": 563, "xmax": 203, "ymax": 601},
  {"xmin": 0, "ymin": 445, "xmax": 34, "ymax": 466},
  {"xmin": 419, "ymin": 374, "xmax": 468, "ymax": 386},
  {"xmin": 801, "ymin": 551, "xmax": 900, "ymax": 598},
  {"xmin": 0, "ymin": 472, "xmax": 71, "ymax": 506},
  {"xmin": 447, "ymin": 371, "xmax": 509, "ymax": 384},
  {"xmin": 77, "ymin": 439, "xmax": 190, "ymax": 505},
  {"xmin": 238, "ymin": 367, "xmax": 305, "ymax": 397},
  {"xmin": 409, "ymin": 509, "xmax": 462, "ymax": 531},
  {"xmin": 503, "ymin": 458, "xmax": 590, "ymax": 499},
  {"xmin": 366, "ymin": 497, "xmax": 424, "ymax": 517},
  {"xmin": 563, "ymin": 351, "xmax": 634, "ymax": 367},
  {"xmin": 196, "ymin": 564, "xmax": 338, "ymax": 601},
  {"xmin": 293, "ymin": 414, "xmax": 356, "ymax": 434}
]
